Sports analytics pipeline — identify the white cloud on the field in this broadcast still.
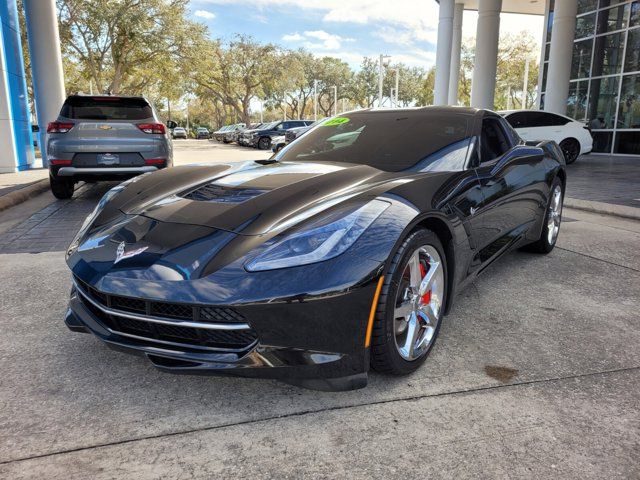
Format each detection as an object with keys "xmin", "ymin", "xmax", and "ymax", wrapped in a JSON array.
[
  {"xmin": 303, "ymin": 30, "xmax": 348, "ymax": 50},
  {"xmin": 282, "ymin": 32, "xmax": 304, "ymax": 42},
  {"xmin": 282, "ymin": 30, "xmax": 352, "ymax": 50},
  {"xmin": 194, "ymin": 9, "xmax": 216, "ymax": 20}
]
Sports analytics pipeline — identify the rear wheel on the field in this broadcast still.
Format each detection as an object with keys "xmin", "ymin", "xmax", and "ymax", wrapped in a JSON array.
[
  {"xmin": 49, "ymin": 175, "xmax": 75, "ymax": 199},
  {"xmin": 526, "ymin": 177, "xmax": 563, "ymax": 253},
  {"xmin": 559, "ymin": 138, "xmax": 580, "ymax": 164},
  {"xmin": 370, "ymin": 229, "xmax": 447, "ymax": 375}
]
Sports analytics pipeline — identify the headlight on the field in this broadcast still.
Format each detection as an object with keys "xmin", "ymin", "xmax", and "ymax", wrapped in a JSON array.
[
  {"xmin": 245, "ymin": 199, "xmax": 389, "ymax": 271},
  {"xmin": 66, "ymin": 175, "xmax": 147, "ymax": 257}
]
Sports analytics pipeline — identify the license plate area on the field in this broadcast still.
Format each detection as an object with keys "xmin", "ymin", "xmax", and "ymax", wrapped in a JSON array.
[{"xmin": 97, "ymin": 153, "xmax": 120, "ymax": 166}]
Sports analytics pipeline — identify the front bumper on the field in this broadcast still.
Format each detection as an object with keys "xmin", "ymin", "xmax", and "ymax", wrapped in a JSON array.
[{"xmin": 65, "ymin": 276, "xmax": 378, "ymax": 391}]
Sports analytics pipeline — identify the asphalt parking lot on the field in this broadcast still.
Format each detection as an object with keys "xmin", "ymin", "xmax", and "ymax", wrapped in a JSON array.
[{"xmin": 0, "ymin": 141, "xmax": 639, "ymax": 479}]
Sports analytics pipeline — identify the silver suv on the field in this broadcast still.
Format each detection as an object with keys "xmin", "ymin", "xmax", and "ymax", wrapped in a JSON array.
[{"xmin": 47, "ymin": 95, "xmax": 174, "ymax": 199}]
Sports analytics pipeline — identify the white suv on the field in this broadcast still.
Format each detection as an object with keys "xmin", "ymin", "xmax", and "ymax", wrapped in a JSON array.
[{"xmin": 500, "ymin": 110, "xmax": 593, "ymax": 164}]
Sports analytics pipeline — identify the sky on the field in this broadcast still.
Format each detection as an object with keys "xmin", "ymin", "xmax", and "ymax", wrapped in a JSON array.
[{"xmin": 188, "ymin": 0, "xmax": 545, "ymax": 70}]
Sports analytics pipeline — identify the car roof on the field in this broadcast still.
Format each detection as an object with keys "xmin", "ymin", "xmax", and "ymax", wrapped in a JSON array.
[{"xmin": 498, "ymin": 109, "xmax": 575, "ymax": 122}]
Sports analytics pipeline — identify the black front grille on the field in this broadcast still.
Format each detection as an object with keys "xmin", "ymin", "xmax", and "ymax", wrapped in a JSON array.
[
  {"xmin": 200, "ymin": 306, "xmax": 245, "ymax": 323},
  {"xmin": 74, "ymin": 276, "xmax": 245, "ymax": 323},
  {"xmin": 74, "ymin": 276, "xmax": 257, "ymax": 351},
  {"xmin": 111, "ymin": 295, "xmax": 146, "ymax": 314},
  {"xmin": 150, "ymin": 302, "xmax": 194, "ymax": 320}
]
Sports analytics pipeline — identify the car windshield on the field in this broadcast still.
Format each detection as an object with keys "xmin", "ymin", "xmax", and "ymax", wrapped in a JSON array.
[
  {"xmin": 60, "ymin": 96, "xmax": 153, "ymax": 120},
  {"xmin": 275, "ymin": 110, "xmax": 471, "ymax": 172},
  {"xmin": 260, "ymin": 122, "xmax": 278, "ymax": 130}
]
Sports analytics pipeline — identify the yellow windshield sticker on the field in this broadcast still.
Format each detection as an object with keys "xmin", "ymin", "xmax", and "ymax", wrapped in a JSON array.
[{"xmin": 322, "ymin": 117, "xmax": 350, "ymax": 126}]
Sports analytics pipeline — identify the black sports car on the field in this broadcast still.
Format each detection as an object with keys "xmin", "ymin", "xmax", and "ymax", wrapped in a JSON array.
[{"xmin": 65, "ymin": 107, "xmax": 566, "ymax": 391}]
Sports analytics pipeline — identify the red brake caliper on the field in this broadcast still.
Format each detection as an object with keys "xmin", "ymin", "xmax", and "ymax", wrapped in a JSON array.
[{"xmin": 419, "ymin": 263, "xmax": 432, "ymax": 305}]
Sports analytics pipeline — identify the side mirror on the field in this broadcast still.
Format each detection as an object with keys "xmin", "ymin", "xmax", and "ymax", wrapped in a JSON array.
[
  {"xmin": 166, "ymin": 120, "xmax": 177, "ymax": 129},
  {"xmin": 31, "ymin": 124, "xmax": 40, "ymax": 133}
]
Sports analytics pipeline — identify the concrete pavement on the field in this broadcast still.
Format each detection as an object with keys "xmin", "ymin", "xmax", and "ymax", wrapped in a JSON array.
[{"xmin": 0, "ymin": 142, "xmax": 638, "ymax": 479}]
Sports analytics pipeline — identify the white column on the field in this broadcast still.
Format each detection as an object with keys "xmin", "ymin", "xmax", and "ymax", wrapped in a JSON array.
[
  {"xmin": 470, "ymin": 0, "xmax": 501, "ymax": 109},
  {"xmin": 448, "ymin": 3, "xmax": 464, "ymax": 105},
  {"xmin": 544, "ymin": 0, "xmax": 578, "ymax": 115},
  {"xmin": 434, "ymin": 0, "xmax": 455, "ymax": 106},
  {"xmin": 23, "ymin": 0, "xmax": 66, "ymax": 167}
]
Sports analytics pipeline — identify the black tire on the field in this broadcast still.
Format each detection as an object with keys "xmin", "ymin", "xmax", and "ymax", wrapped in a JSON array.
[
  {"xmin": 49, "ymin": 175, "xmax": 75, "ymax": 199},
  {"xmin": 526, "ymin": 177, "xmax": 564, "ymax": 254},
  {"xmin": 258, "ymin": 137, "xmax": 271, "ymax": 150},
  {"xmin": 559, "ymin": 138, "xmax": 580, "ymax": 164},
  {"xmin": 370, "ymin": 228, "xmax": 447, "ymax": 375}
]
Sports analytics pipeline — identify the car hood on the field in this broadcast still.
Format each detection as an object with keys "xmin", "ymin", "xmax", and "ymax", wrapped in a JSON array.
[{"xmin": 103, "ymin": 160, "xmax": 412, "ymax": 236}]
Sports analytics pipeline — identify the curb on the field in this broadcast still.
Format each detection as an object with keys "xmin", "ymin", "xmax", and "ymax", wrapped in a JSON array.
[
  {"xmin": 0, "ymin": 179, "xmax": 50, "ymax": 213},
  {"xmin": 565, "ymin": 197, "xmax": 640, "ymax": 221}
]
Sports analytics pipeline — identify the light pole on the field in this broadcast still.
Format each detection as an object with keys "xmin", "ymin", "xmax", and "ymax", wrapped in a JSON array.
[
  {"xmin": 522, "ymin": 58, "xmax": 530, "ymax": 109},
  {"xmin": 332, "ymin": 86, "xmax": 337, "ymax": 116},
  {"xmin": 260, "ymin": 100, "xmax": 263, "ymax": 123},
  {"xmin": 394, "ymin": 68, "xmax": 400, "ymax": 107},
  {"xmin": 378, "ymin": 54, "xmax": 391, "ymax": 108},
  {"xmin": 283, "ymin": 93, "xmax": 287, "ymax": 121},
  {"xmin": 313, "ymin": 80, "xmax": 318, "ymax": 121}
]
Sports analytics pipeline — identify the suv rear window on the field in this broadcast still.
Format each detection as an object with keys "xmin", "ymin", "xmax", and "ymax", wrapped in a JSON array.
[{"xmin": 60, "ymin": 96, "xmax": 153, "ymax": 120}]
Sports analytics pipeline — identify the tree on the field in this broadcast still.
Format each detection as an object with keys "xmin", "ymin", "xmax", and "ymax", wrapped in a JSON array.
[
  {"xmin": 348, "ymin": 57, "xmax": 379, "ymax": 108},
  {"xmin": 57, "ymin": 0, "xmax": 207, "ymax": 97},
  {"xmin": 383, "ymin": 63, "xmax": 427, "ymax": 107},
  {"xmin": 416, "ymin": 67, "xmax": 436, "ymax": 106},
  {"xmin": 191, "ymin": 35, "xmax": 280, "ymax": 125},
  {"xmin": 458, "ymin": 33, "xmax": 540, "ymax": 109}
]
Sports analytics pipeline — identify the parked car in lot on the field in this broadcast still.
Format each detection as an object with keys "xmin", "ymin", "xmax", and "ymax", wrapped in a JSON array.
[
  {"xmin": 238, "ymin": 123, "xmax": 266, "ymax": 146},
  {"xmin": 213, "ymin": 125, "xmax": 231, "ymax": 142},
  {"xmin": 284, "ymin": 121, "xmax": 318, "ymax": 145},
  {"xmin": 172, "ymin": 126, "xmax": 187, "ymax": 139},
  {"xmin": 271, "ymin": 135, "xmax": 286, "ymax": 153},
  {"xmin": 196, "ymin": 127, "xmax": 210, "ymax": 139},
  {"xmin": 500, "ymin": 110, "xmax": 592, "ymax": 164},
  {"xmin": 248, "ymin": 120, "xmax": 314, "ymax": 150},
  {"xmin": 65, "ymin": 107, "xmax": 566, "ymax": 391},
  {"xmin": 47, "ymin": 95, "xmax": 173, "ymax": 199},
  {"xmin": 222, "ymin": 123, "xmax": 246, "ymax": 143}
]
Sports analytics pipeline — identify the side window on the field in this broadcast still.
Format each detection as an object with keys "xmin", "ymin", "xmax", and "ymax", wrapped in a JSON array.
[
  {"xmin": 480, "ymin": 117, "xmax": 513, "ymax": 163},
  {"xmin": 505, "ymin": 112, "xmax": 527, "ymax": 128},
  {"xmin": 522, "ymin": 111, "xmax": 546, "ymax": 127},
  {"xmin": 546, "ymin": 113, "xmax": 572, "ymax": 126},
  {"xmin": 275, "ymin": 123, "xmax": 285, "ymax": 131},
  {"xmin": 500, "ymin": 117, "xmax": 522, "ymax": 145}
]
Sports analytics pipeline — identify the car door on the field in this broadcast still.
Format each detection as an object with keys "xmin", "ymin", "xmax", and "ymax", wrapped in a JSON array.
[{"xmin": 472, "ymin": 114, "xmax": 546, "ymax": 267}]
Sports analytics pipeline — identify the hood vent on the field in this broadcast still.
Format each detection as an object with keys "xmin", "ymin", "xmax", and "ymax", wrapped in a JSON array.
[{"xmin": 181, "ymin": 183, "xmax": 269, "ymax": 203}]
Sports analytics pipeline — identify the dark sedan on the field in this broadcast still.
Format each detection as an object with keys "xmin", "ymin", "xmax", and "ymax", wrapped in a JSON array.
[
  {"xmin": 247, "ymin": 120, "xmax": 313, "ymax": 149},
  {"xmin": 64, "ymin": 107, "xmax": 566, "ymax": 391}
]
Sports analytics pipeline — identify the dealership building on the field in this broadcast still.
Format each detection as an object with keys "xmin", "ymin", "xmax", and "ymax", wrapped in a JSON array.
[
  {"xmin": 435, "ymin": 0, "xmax": 640, "ymax": 155},
  {"xmin": 2, "ymin": 0, "xmax": 640, "ymax": 173}
]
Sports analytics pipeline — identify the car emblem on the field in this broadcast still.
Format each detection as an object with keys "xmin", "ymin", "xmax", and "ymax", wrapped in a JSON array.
[
  {"xmin": 99, "ymin": 125, "xmax": 112, "ymax": 130},
  {"xmin": 114, "ymin": 241, "xmax": 148, "ymax": 264}
]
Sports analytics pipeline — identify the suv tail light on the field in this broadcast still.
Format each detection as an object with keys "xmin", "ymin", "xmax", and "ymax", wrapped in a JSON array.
[
  {"xmin": 47, "ymin": 122, "xmax": 75, "ymax": 133},
  {"xmin": 137, "ymin": 123, "xmax": 166, "ymax": 134}
]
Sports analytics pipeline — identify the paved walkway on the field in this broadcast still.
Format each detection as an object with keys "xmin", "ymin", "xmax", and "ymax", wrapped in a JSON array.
[{"xmin": 568, "ymin": 154, "xmax": 639, "ymax": 208}]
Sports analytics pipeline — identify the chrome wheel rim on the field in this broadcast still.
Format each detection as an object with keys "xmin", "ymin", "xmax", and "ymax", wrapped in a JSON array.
[
  {"xmin": 547, "ymin": 185, "xmax": 563, "ymax": 245},
  {"xmin": 393, "ymin": 245, "xmax": 444, "ymax": 361}
]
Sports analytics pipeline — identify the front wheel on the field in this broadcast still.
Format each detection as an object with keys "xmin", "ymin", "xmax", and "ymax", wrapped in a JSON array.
[
  {"xmin": 258, "ymin": 137, "xmax": 271, "ymax": 150},
  {"xmin": 370, "ymin": 229, "xmax": 447, "ymax": 375},
  {"xmin": 50, "ymin": 175, "xmax": 75, "ymax": 199}
]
